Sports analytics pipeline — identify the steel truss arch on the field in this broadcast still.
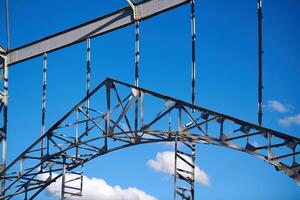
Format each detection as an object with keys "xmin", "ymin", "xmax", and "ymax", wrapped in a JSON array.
[{"xmin": 0, "ymin": 78, "xmax": 299, "ymax": 199}]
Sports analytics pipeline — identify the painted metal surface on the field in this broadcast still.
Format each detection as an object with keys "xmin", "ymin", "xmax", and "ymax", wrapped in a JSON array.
[
  {"xmin": 257, "ymin": 0, "xmax": 263, "ymax": 126},
  {"xmin": 0, "ymin": 0, "xmax": 298, "ymax": 199},
  {"xmin": 0, "ymin": 78, "xmax": 298, "ymax": 199},
  {"xmin": 0, "ymin": 55, "xmax": 8, "ymax": 197},
  {"xmin": 7, "ymin": 0, "xmax": 190, "ymax": 65}
]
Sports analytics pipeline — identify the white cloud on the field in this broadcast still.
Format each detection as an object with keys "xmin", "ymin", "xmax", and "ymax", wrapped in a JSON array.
[
  {"xmin": 278, "ymin": 114, "xmax": 300, "ymax": 127},
  {"xmin": 266, "ymin": 100, "xmax": 290, "ymax": 113},
  {"xmin": 147, "ymin": 151, "xmax": 210, "ymax": 186},
  {"xmin": 38, "ymin": 172, "xmax": 156, "ymax": 200}
]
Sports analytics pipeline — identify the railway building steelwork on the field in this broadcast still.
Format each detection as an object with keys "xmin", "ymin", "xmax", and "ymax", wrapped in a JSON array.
[{"xmin": 0, "ymin": 0, "xmax": 299, "ymax": 199}]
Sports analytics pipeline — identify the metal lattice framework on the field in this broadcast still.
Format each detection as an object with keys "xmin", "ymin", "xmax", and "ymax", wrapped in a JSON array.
[
  {"xmin": 0, "ymin": 78, "xmax": 298, "ymax": 199},
  {"xmin": 0, "ymin": 0, "xmax": 299, "ymax": 199},
  {"xmin": 0, "ymin": 1, "xmax": 195, "ymax": 199}
]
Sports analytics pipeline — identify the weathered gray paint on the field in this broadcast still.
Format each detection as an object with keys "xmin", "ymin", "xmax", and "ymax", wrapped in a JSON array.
[{"xmin": 8, "ymin": 0, "xmax": 189, "ymax": 65}]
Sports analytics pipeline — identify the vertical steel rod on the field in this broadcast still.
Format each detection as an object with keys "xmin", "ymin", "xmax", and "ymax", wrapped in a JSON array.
[
  {"xmin": 75, "ymin": 109, "xmax": 79, "ymax": 160},
  {"xmin": 168, "ymin": 111, "xmax": 171, "ymax": 131},
  {"xmin": 219, "ymin": 118, "xmax": 224, "ymax": 139},
  {"xmin": 61, "ymin": 157, "xmax": 66, "ymax": 200},
  {"xmin": 86, "ymin": 38, "xmax": 91, "ymax": 135},
  {"xmin": 191, "ymin": 0, "xmax": 196, "ymax": 108},
  {"xmin": 105, "ymin": 84, "xmax": 110, "ymax": 150},
  {"xmin": 5, "ymin": 0, "xmax": 10, "ymax": 50},
  {"xmin": 173, "ymin": 133, "xmax": 178, "ymax": 200},
  {"xmin": 140, "ymin": 91, "xmax": 144, "ymax": 127},
  {"xmin": 174, "ymin": 106, "xmax": 182, "ymax": 200},
  {"xmin": 80, "ymin": 164, "xmax": 84, "ymax": 198},
  {"xmin": 134, "ymin": 20, "xmax": 140, "ymax": 138},
  {"xmin": 258, "ymin": 0, "xmax": 263, "ymax": 126},
  {"xmin": 267, "ymin": 132, "xmax": 271, "ymax": 159},
  {"xmin": 1, "ymin": 57, "xmax": 8, "ymax": 197},
  {"xmin": 135, "ymin": 21, "xmax": 140, "ymax": 87},
  {"xmin": 41, "ymin": 53, "xmax": 47, "ymax": 161},
  {"xmin": 191, "ymin": 142, "xmax": 195, "ymax": 200}
]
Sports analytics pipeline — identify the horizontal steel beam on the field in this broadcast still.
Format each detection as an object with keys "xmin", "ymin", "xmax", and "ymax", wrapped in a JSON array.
[{"xmin": 7, "ymin": 0, "xmax": 189, "ymax": 66}]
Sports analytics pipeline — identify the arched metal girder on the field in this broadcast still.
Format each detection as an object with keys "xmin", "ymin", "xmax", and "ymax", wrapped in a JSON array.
[{"xmin": 0, "ymin": 78, "xmax": 299, "ymax": 199}]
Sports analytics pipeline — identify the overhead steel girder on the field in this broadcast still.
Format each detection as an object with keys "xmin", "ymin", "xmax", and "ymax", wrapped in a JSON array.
[
  {"xmin": 0, "ymin": 78, "xmax": 299, "ymax": 199},
  {"xmin": 7, "ymin": 0, "xmax": 190, "ymax": 66}
]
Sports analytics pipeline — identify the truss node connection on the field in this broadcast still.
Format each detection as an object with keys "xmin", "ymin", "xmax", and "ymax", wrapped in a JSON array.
[
  {"xmin": 0, "ymin": 0, "xmax": 298, "ymax": 199},
  {"xmin": 0, "ymin": 78, "xmax": 298, "ymax": 199}
]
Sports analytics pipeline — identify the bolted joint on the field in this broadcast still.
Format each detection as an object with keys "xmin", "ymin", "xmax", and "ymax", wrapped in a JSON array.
[
  {"xmin": 126, "ymin": 0, "xmax": 140, "ymax": 20},
  {"xmin": 105, "ymin": 79, "xmax": 113, "ymax": 89},
  {"xmin": 134, "ymin": 6, "xmax": 141, "ymax": 20}
]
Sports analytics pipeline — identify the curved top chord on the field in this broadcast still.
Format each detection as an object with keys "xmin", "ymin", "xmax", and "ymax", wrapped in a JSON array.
[{"xmin": 0, "ymin": 78, "xmax": 299, "ymax": 199}]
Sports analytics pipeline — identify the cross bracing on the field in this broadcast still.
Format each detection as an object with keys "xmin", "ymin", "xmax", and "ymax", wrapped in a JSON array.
[
  {"xmin": 0, "ymin": 78, "xmax": 298, "ymax": 199},
  {"xmin": 0, "ymin": 0, "xmax": 299, "ymax": 199}
]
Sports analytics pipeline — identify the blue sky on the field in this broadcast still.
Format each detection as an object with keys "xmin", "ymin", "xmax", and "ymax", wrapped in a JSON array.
[{"xmin": 0, "ymin": 0, "xmax": 300, "ymax": 199}]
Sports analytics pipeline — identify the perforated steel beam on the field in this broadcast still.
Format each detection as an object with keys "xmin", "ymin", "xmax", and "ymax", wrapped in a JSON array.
[{"xmin": 7, "ymin": 0, "xmax": 190, "ymax": 66}]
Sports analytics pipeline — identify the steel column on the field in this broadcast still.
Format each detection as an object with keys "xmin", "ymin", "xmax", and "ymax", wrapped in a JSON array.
[
  {"xmin": 191, "ymin": 0, "xmax": 196, "ymax": 108},
  {"xmin": 105, "ymin": 83, "xmax": 111, "ymax": 150},
  {"xmin": 41, "ymin": 53, "xmax": 47, "ymax": 161},
  {"xmin": 140, "ymin": 91, "xmax": 144, "ymax": 127},
  {"xmin": 61, "ymin": 157, "xmax": 66, "ymax": 200},
  {"xmin": 174, "ymin": 105, "xmax": 196, "ymax": 200},
  {"xmin": 174, "ymin": 133, "xmax": 178, "ymax": 200},
  {"xmin": 0, "ymin": 56, "xmax": 8, "ymax": 198},
  {"xmin": 174, "ymin": 106, "xmax": 181, "ymax": 200},
  {"xmin": 75, "ymin": 109, "xmax": 79, "ymax": 160},
  {"xmin": 135, "ymin": 20, "xmax": 140, "ymax": 87},
  {"xmin": 86, "ymin": 38, "xmax": 91, "ymax": 135},
  {"xmin": 191, "ymin": 142, "xmax": 195, "ymax": 199},
  {"xmin": 134, "ymin": 20, "xmax": 140, "ymax": 139},
  {"xmin": 258, "ymin": 0, "xmax": 263, "ymax": 126},
  {"xmin": 127, "ymin": 0, "xmax": 140, "ymax": 140}
]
